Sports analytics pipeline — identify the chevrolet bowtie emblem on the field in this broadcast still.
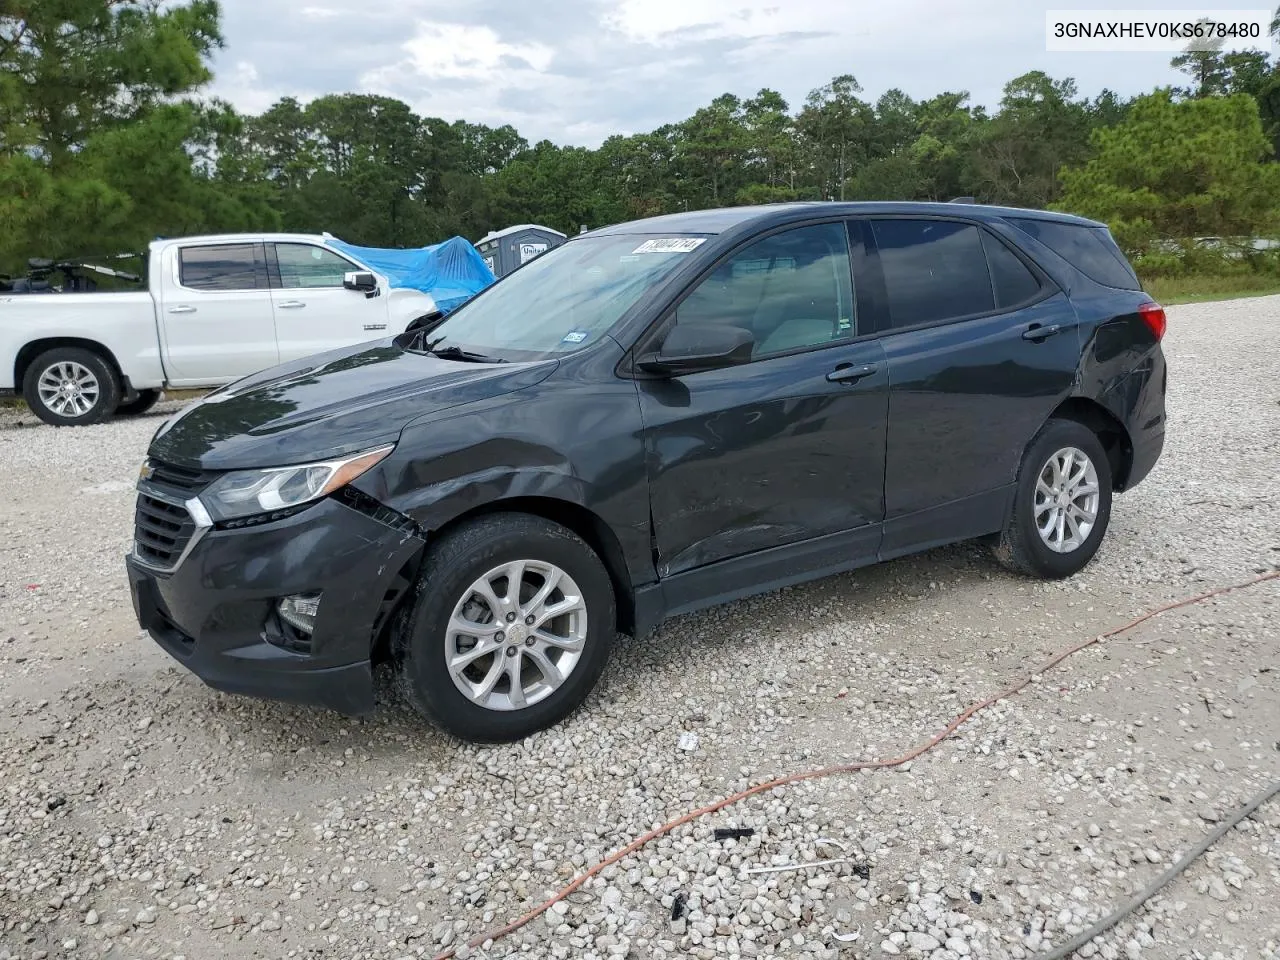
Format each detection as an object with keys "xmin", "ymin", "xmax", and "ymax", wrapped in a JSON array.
[{"xmin": 138, "ymin": 461, "xmax": 155, "ymax": 481}]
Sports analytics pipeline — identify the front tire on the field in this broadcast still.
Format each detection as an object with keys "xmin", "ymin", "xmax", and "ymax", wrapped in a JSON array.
[
  {"xmin": 994, "ymin": 419, "xmax": 1113, "ymax": 579},
  {"xmin": 398, "ymin": 513, "xmax": 616, "ymax": 742},
  {"xmin": 21, "ymin": 347, "xmax": 120, "ymax": 426},
  {"xmin": 116, "ymin": 389, "xmax": 163, "ymax": 416}
]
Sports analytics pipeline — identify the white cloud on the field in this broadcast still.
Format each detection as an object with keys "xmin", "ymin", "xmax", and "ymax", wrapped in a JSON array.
[
  {"xmin": 603, "ymin": 0, "xmax": 792, "ymax": 43},
  {"xmin": 207, "ymin": 0, "xmax": 1187, "ymax": 145},
  {"xmin": 363, "ymin": 22, "xmax": 553, "ymax": 85},
  {"xmin": 210, "ymin": 60, "xmax": 285, "ymax": 115}
]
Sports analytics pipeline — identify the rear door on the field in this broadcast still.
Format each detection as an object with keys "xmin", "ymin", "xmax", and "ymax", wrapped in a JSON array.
[
  {"xmin": 158, "ymin": 242, "xmax": 279, "ymax": 384},
  {"xmin": 855, "ymin": 217, "xmax": 1080, "ymax": 555},
  {"xmin": 268, "ymin": 242, "xmax": 390, "ymax": 362}
]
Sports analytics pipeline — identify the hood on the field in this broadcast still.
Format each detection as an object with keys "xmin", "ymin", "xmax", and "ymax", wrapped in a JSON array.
[{"xmin": 149, "ymin": 340, "xmax": 558, "ymax": 469}]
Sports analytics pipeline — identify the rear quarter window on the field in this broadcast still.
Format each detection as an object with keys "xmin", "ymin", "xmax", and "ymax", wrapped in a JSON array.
[
  {"xmin": 1007, "ymin": 218, "xmax": 1140, "ymax": 290},
  {"xmin": 981, "ymin": 231, "xmax": 1042, "ymax": 309}
]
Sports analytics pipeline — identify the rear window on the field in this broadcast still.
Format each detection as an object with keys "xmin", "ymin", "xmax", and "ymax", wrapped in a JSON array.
[
  {"xmin": 870, "ymin": 219, "xmax": 994, "ymax": 328},
  {"xmin": 1007, "ymin": 218, "xmax": 1139, "ymax": 290},
  {"xmin": 179, "ymin": 244, "xmax": 260, "ymax": 291}
]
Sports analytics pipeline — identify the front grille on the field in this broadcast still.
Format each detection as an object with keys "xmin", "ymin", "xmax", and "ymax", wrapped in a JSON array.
[
  {"xmin": 134, "ymin": 493, "xmax": 197, "ymax": 569},
  {"xmin": 132, "ymin": 459, "xmax": 216, "ymax": 572}
]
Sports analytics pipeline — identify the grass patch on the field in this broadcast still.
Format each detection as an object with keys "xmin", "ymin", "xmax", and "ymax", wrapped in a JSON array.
[{"xmin": 1141, "ymin": 273, "xmax": 1280, "ymax": 305}]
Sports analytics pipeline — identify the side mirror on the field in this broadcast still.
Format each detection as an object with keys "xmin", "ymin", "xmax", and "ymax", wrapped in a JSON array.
[
  {"xmin": 343, "ymin": 271, "xmax": 378, "ymax": 293},
  {"xmin": 637, "ymin": 322, "xmax": 754, "ymax": 375}
]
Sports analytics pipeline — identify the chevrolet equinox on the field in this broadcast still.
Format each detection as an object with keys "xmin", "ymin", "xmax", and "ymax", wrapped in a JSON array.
[{"xmin": 126, "ymin": 202, "xmax": 1167, "ymax": 742}]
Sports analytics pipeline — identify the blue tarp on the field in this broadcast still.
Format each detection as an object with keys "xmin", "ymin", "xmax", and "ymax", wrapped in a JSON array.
[{"xmin": 330, "ymin": 236, "xmax": 496, "ymax": 314}]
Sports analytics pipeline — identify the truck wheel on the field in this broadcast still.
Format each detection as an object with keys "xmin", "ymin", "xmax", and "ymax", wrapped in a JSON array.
[
  {"xmin": 397, "ymin": 513, "xmax": 616, "ymax": 742},
  {"xmin": 22, "ymin": 347, "xmax": 120, "ymax": 427},
  {"xmin": 116, "ymin": 389, "xmax": 163, "ymax": 417}
]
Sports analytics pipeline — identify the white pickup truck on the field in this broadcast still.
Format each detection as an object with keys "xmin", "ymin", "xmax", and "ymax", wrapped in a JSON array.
[{"xmin": 0, "ymin": 233, "xmax": 439, "ymax": 426}]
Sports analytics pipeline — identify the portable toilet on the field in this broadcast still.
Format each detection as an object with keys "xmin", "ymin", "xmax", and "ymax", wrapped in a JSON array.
[{"xmin": 475, "ymin": 224, "xmax": 567, "ymax": 278}]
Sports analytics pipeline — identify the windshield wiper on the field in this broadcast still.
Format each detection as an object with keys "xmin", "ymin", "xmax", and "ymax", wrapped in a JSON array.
[{"xmin": 419, "ymin": 336, "xmax": 507, "ymax": 364}]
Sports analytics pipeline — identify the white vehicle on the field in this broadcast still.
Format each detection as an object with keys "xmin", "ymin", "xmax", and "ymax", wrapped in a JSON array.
[{"xmin": 0, "ymin": 233, "xmax": 439, "ymax": 426}]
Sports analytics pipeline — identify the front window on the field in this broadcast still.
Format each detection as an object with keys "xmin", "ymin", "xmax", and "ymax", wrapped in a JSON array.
[
  {"xmin": 420, "ymin": 234, "xmax": 704, "ymax": 361},
  {"xmin": 274, "ymin": 243, "xmax": 359, "ymax": 289},
  {"xmin": 663, "ymin": 222, "xmax": 854, "ymax": 360}
]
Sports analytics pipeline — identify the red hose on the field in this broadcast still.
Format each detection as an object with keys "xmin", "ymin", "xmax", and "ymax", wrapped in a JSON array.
[{"xmin": 432, "ymin": 569, "xmax": 1280, "ymax": 959}]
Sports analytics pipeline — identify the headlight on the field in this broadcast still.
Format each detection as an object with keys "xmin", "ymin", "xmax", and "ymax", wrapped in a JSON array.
[{"xmin": 201, "ymin": 445, "xmax": 394, "ymax": 521}]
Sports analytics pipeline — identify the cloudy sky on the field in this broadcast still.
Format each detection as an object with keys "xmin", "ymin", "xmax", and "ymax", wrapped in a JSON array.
[{"xmin": 208, "ymin": 0, "xmax": 1223, "ymax": 145}]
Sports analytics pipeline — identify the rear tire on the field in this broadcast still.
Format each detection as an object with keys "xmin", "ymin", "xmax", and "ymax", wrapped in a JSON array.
[
  {"xmin": 116, "ymin": 389, "xmax": 163, "ymax": 416},
  {"xmin": 398, "ymin": 513, "xmax": 616, "ymax": 742},
  {"xmin": 21, "ymin": 347, "xmax": 120, "ymax": 427},
  {"xmin": 994, "ymin": 418, "xmax": 1113, "ymax": 579}
]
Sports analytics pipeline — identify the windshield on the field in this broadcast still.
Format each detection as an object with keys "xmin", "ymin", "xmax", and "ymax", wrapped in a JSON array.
[{"xmin": 419, "ymin": 234, "xmax": 706, "ymax": 361}]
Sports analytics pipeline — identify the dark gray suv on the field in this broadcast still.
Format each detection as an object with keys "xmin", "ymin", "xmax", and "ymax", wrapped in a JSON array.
[{"xmin": 127, "ymin": 202, "xmax": 1166, "ymax": 741}]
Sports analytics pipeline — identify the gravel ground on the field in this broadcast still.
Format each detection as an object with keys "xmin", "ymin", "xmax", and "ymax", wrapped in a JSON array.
[{"xmin": 1, "ymin": 297, "xmax": 1278, "ymax": 960}]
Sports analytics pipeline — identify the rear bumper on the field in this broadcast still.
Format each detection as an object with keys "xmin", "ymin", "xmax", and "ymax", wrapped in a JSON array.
[
  {"xmin": 1124, "ymin": 428, "xmax": 1164, "ymax": 490},
  {"xmin": 126, "ymin": 494, "xmax": 424, "ymax": 715}
]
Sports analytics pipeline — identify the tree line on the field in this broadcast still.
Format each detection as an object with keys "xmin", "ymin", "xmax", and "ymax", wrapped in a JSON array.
[{"xmin": 4, "ymin": 1, "xmax": 1280, "ymax": 279}]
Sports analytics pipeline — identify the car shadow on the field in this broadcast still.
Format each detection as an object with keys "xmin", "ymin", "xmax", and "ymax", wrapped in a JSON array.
[{"xmin": 181, "ymin": 539, "xmax": 1019, "ymax": 761}]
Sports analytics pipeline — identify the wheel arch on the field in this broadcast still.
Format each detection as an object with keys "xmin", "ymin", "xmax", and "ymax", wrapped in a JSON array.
[
  {"xmin": 427, "ymin": 496, "xmax": 638, "ymax": 636},
  {"xmin": 1048, "ymin": 396, "xmax": 1133, "ymax": 490},
  {"xmin": 16, "ymin": 337, "xmax": 124, "ymax": 390}
]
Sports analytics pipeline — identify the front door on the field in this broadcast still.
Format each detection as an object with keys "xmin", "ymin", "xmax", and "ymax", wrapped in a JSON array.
[
  {"xmin": 268, "ymin": 242, "xmax": 391, "ymax": 363},
  {"xmin": 158, "ymin": 241, "xmax": 279, "ymax": 384},
  {"xmin": 636, "ymin": 221, "xmax": 889, "ymax": 577},
  {"xmin": 857, "ymin": 217, "xmax": 1081, "ymax": 554}
]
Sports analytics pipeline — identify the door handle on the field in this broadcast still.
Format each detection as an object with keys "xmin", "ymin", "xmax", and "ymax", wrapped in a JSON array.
[
  {"xmin": 1022, "ymin": 323, "xmax": 1063, "ymax": 341},
  {"xmin": 827, "ymin": 362, "xmax": 880, "ymax": 384},
  {"xmin": 278, "ymin": 300, "xmax": 306, "ymax": 309},
  {"xmin": 168, "ymin": 305, "xmax": 196, "ymax": 314}
]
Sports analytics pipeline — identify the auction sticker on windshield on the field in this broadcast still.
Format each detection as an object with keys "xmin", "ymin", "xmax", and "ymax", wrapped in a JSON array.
[{"xmin": 633, "ymin": 238, "xmax": 707, "ymax": 254}]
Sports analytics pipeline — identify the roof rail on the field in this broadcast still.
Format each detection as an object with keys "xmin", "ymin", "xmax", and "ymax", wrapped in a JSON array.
[{"xmin": 948, "ymin": 196, "xmax": 977, "ymax": 204}]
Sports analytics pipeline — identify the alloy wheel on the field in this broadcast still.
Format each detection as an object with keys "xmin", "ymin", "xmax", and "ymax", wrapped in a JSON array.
[
  {"xmin": 36, "ymin": 361, "xmax": 101, "ymax": 418},
  {"xmin": 445, "ymin": 560, "xmax": 588, "ymax": 711},
  {"xmin": 1034, "ymin": 446, "xmax": 1101, "ymax": 553}
]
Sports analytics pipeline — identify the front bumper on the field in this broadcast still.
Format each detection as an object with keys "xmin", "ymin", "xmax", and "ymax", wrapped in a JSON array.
[{"xmin": 126, "ymin": 494, "xmax": 424, "ymax": 715}]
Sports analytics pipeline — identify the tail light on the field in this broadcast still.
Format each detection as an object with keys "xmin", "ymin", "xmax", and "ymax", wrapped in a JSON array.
[{"xmin": 1138, "ymin": 301, "xmax": 1166, "ymax": 341}]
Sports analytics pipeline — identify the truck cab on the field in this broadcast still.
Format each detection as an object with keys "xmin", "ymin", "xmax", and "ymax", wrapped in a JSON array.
[{"xmin": 1, "ymin": 233, "xmax": 439, "ymax": 425}]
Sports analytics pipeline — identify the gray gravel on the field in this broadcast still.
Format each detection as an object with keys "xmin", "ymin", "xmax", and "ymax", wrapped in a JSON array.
[{"xmin": 2, "ymin": 296, "xmax": 1279, "ymax": 960}]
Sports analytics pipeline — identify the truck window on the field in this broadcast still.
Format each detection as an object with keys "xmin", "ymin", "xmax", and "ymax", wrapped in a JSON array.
[
  {"xmin": 274, "ymin": 244, "xmax": 357, "ymax": 289},
  {"xmin": 179, "ymin": 244, "xmax": 260, "ymax": 291}
]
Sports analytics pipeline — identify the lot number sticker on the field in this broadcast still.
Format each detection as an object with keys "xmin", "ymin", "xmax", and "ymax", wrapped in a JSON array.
[{"xmin": 633, "ymin": 238, "xmax": 706, "ymax": 254}]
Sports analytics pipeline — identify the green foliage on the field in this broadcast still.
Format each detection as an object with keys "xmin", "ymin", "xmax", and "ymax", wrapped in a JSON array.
[
  {"xmin": 1056, "ymin": 92, "xmax": 1280, "ymax": 255},
  {"xmin": 0, "ymin": 0, "xmax": 273, "ymax": 271}
]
